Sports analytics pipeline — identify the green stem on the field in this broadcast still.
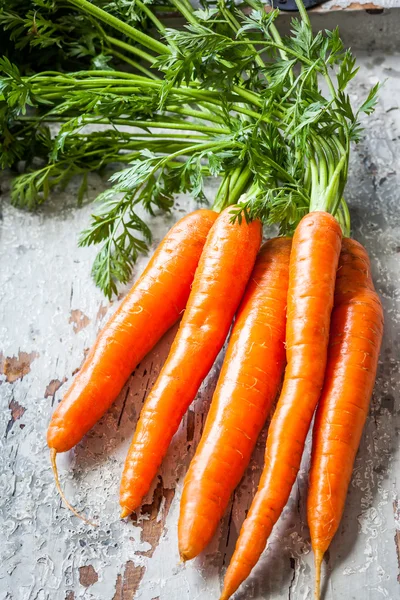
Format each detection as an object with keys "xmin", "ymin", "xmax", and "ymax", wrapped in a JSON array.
[
  {"xmin": 160, "ymin": 139, "xmax": 234, "ymax": 170},
  {"xmin": 270, "ymin": 22, "xmax": 291, "ymax": 65},
  {"xmin": 212, "ymin": 165, "xmax": 255, "ymax": 211},
  {"xmin": 228, "ymin": 164, "xmax": 253, "ymax": 205},
  {"xmin": 228, "ymin": 166, "xmax": 243, "ymax": 192},
  {"xmin": 21, "ymin": 112, "xmax": 226, "ymax": 136},
  {"xmin": 179, "ymin": 0, "xmax": 195, "ymax": 14},
  {"xmin": 310, "ymin": 152, "xmax": 346, "ymax": 214},
  {"xmin": 106, "ymin": 50, "xmax": 159, "ymax": 79},
  {"xmin": 218, "ymin": 0, "xmax": 265, "ymax": 70},
  {"xmin": 118, "ymin": 133, "xmax": 208, "ymax": 140},
  {"xmin": 327, "ymin": 154, "xmax": 347, "ymax": 215},
  {"xmin": 166, "ymin": 106, "xmax": 225, "ymax": 125},
  {"xmin": 213, "ymin": 173, "xmax": 231, "ymax": 212},
  {"xmin": 30, "ymin": 71, "xmax": 152, "ymax": 86},
  {"xmin": 313, "ymin": 140, "xmax": 328, "ymax": 190},
  {"xmin": 231, "ymin": 40, "xmax": 315, "ymax": 67},
  {"xmin": 67, "ymin": 0, "xmax": 169, "ymax": 55},
  {"xmin": 270, "ymin": 24, "xmax": 295, "ymax": 84},
  {"xmin": 105, "ymin": 36, "xmax": 157, "ymax": 64},
  {"xmin": 169, "ymin": 0, "xmax": 198, "ymax": 25},
  {"xmin": 294, "ymin": 0, "xmax": 312, "ymax": 28},
  {"xmin": 304, "ymin": 161, "xmax": 312, "ymax": 195},
  {"xmin": 111, "ymin": 119, "xmax": 229, "ymax": 135},
  {"xmin": 329, "ymin": 135, "xmax": 348, "ymax": 202},
  {"xmin": 135, "ymin": 0, "xmax": 166, "ymax": 33},
  {"xmin": 232, "ymin": 85, "xmax": 263, "ymax": 108},
  {"xmin": 309, "ymin": 155, "xmax": 320, "ymax": 209},
  {"xmin": 319, "ymin": 137, "xmax": 337, "ymax": 181},
  {"xmin": 30, "ymin": 74, "xmax": 281, "ymax": 123},
  {"xmin": 341, "ymin": 198, "xmax": 351, "ymax": 236},
  {"xmin": 218, "ymin": 0, "xmax": 241, "ymax": 34}
]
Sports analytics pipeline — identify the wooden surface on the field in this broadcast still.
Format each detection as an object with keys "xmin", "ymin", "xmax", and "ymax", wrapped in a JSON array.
[{"xmin": 1, "ymin": 52, "xmax": 400, "ymax": 600}]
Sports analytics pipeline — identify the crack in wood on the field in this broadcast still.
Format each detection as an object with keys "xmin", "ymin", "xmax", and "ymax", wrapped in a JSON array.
[
  {"xmin": 141, "ymin": 373, "xmax": 152, "ymax": 405},
  {"xmin": 288, "ymin": 557, "xmax": 296, "ymax": 600},
  {"xmin": 117, "ymin": 386, "xmax": 131, "ymax": 428},
  {"xmin": 186, "ymin": 409, "xmax": 195, "ymax": 443},
  {"xmin": 223, "ymin": 492, "xmax": 236, "ymax": 567}
]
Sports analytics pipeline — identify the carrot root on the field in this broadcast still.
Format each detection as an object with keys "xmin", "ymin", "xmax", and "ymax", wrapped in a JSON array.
[
  {"xmin": 178, "ymin": 237, "xmax": 291, "ymax": 561},
  {"xmin": 120, "ymin": 506, "xmax": 131, "ymax": 519},
  {"xmin": 219, "ymin": 212, "xmax": 342, "ymax": 600},
  {"xmin": 307, "ymin": 238, "xmax": 383, "ymax": 597},
  {"xmin": 314, "ymin": 549, "xmax": 324, "ymax": 600},
  {"xmin": 119, "ymin": 209, "xmax": 262, "ymax": 514},
  {"xmin": 50, "ymin": 448, "xmax": 97, "ymax": 527}
]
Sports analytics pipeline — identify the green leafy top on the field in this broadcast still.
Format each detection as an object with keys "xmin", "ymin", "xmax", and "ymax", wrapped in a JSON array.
[{"xmin": 0, "ymin": 0, "xmax": 379, "ymax": 297}]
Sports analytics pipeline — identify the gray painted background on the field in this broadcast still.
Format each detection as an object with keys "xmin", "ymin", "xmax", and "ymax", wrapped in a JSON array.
[{"xmin": 1, "ymin": 32, "xmax": 400, "ymax": 600}]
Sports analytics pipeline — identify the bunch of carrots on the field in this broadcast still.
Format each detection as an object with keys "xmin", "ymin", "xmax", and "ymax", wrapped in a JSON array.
[
  {"xmin": 48, "ymin": 206, "xmax": 383, "ymax": 599},
  {"xmin": 40, "ymin": 1, "xmax": 384, "ymax": 599}
]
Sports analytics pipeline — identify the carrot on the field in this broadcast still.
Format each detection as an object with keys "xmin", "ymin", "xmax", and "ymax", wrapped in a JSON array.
[
  {"xmin": 178, "ymin": 237, "xmax": 292, "ymax": 561},
  {"xmin": 307, "ymin": 238, "xmax": 384, "ymax": 599},
  {"xmin": 47, "ymin": 209, "xmax": 217, "ymax": 517},
  {"xmin": 119, "ymin": 207, "xmax": 262, "ymax": 517},
  {"xmin": 220, "ymin": 211, "xmax": 342, "ymax": 600}
]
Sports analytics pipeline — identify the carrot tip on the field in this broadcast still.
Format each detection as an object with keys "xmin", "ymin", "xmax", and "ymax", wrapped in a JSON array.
[
  {"xmin": 314, "ymin": 549, "xmax": 324, "ymax": 600},
  {"xmin": 120, "ymin": 507, "xmax": 132, "ymax": 519},
  {"xmin": 50, "ymin": 448, "xmax": 98, "ymax": 527},
  {"xmin": 178, "ymin": 548, "xmax": 190, "ymax": 563}
]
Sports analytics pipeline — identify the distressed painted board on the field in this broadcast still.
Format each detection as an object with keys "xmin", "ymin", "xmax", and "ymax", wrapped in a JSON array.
[{"xmin": 1, "ymin": 53, "xmax": 400, "ymax": 600}]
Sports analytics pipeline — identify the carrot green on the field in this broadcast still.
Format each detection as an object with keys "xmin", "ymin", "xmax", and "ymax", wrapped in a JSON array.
[{"xmin": 1, "ymin": 0, "xmax": 378, "ymax": 296}]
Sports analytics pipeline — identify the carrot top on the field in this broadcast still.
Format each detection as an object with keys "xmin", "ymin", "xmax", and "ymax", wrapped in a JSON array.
[{"xmin": 1, "ymin": 0, "xmax": 379, "ymax": 295}]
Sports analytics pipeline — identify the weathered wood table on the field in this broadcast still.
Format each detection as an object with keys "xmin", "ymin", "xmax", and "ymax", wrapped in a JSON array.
[{"xmin": 1, "ymin": 18, "xmax": 400, "ymax": 600}]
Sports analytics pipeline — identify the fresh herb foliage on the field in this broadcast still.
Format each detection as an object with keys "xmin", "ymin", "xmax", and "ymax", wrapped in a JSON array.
[{"xmin": 0, "ymin": 0, "xmax": 379, "ymax": 297}]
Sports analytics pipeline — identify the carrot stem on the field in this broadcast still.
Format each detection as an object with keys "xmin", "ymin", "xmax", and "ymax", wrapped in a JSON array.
[
  {"xmin": 68, "ymin": 0, "xmax": 169, "ymax": 55},
  {"xmin": 50, "ymin": 448, "xmax": 97, "ymax": 527}
]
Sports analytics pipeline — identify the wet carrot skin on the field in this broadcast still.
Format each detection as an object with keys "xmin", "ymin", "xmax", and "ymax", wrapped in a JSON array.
[
  {"xmin": 120, "ymin": 208, "xmax": 262, "ymax": 515},
  {"xmin": 178, "ymin": 238, "xmax": 292, "ymax": 561},
  {"xmin": 308, "ymin": 238, "xmax": 384, "ymax": 560},
  {"xmin": 47, "ymin": 209, "xmax": 218, "ymax": 453},
  {"xmin": 220, "ymin": 211, "xmax": 342, "ymax": 600}
]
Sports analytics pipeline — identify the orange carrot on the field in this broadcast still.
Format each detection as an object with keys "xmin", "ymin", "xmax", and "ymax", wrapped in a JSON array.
[
  {"xmin": 307, "ymin": 238, "xmax": 384, "ymax": 599},
  {"xmin": 220, "ymin": 211, "xmax": 342, "ymax": 600},
  {"xmin": 119, "ymin": 207, "xmax": 262, "ymax": 517},
  {"xmin": 178, "ymin": 237, "xmax": 291, "ymax": 561},
  {"xmin": 47, "ymin": 210, "xmax": 217, "ymax": 513}
]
